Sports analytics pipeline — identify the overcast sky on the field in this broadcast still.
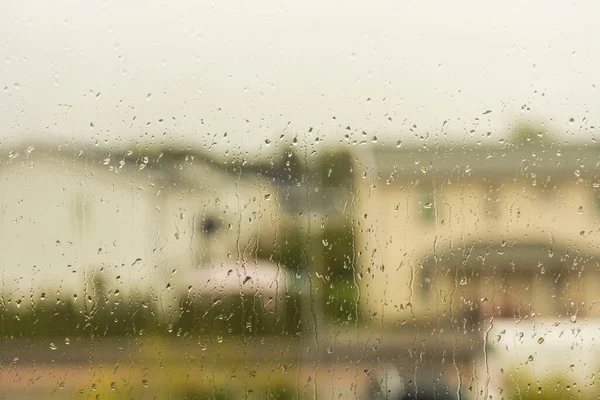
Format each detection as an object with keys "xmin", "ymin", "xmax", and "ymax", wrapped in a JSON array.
[{"xmin": 2, "ymin": 0, "xmax": 600, "ymax": 157}]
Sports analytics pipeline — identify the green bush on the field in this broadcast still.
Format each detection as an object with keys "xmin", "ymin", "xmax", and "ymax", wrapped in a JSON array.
[
  {"xmin": 175, "ymin": 293, "xmax": 301, "ymax": 337},
  {"xmin": 0, "ymin": 292, "xmax": 164, "ymax": 338},
  {"xmin": 181, "ymin": 386, "xmax": 231, "ymax": 399},
  {"xmin": 265, "ymin": 385, "xmax": 294, "ymax": 399},
  {"xmin": 321, "ymin": 219, "xmax": 359, "ymax": 323},
  {"xmin": 507, "ymin": 374, "xmax": 584, "ymax": 400}
]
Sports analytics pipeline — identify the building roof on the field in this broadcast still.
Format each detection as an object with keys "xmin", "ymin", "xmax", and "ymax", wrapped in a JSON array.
[
  {"xmin": 361, "ymin": 142, "xmax": 600, "ymax": 182},
  {"xmin": 0, "ymin": 140, "xmax": 258, "ymax": 190}
]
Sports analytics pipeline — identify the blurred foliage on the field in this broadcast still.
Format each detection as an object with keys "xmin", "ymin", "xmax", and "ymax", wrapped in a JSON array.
[
  {"xmin": 325, "ymin": 282, "xmax": 358, "ymax": 323},
  {"xmin": 260, "ymin": 213, "xmax": 359, "ymax": 324},
  {"xmin": 176, "ymin": 293, "xmax": 302, "ymax": 337},
  {"xmin": 509, "ymin": 121, "xmax": 553, "ymax": 147},
  {"xmin": 273, "ymin": 223, "xmax": 308, "ymax": 276},
  {"xmin": 181, "ymin": 387, "xmax": 232, "ymax": 400},
  {"xmin": 0, "ymin": 291, "xmax": 302, "ymax": 338},
  {"xmin": 321, "ymin": 218, "xmax": 358, "ymax": 322},
  {"xmin": 312, "ymin": 148, "xmax": 354, "ymax": 188},
  {"xmin": 507, "ymin": 373, "xmax": 585, "ymax": 400},
  {"xmin": 322, "ymin": 219, "xmax": 355, "ymax": 280},
  {"xmin": 0, "ymin": 291, "xmax": 159, "ymax": 338},
  {"xmin": 274, "ymin": 147, "xmax": 306, "ymax": 185},
  {"xmin": 265, "ymin": 386, "xmax": 295, "ymax": 400},
  {"xmin": 72, "ymin": 370, "xmax": 297, "ymax": 400},
  {"xmin": 265, "ymin": 145, "xmax": 354, "ymax": 188}
]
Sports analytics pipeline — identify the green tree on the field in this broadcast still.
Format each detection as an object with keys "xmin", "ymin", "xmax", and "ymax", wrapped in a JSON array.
[
  {"xmin": 313, "ymin": 148, "xmax": 354, "ymax": 188},
  {"xmin": 510, "ymin": 121, "xmax": 553, "ymax": 147}
]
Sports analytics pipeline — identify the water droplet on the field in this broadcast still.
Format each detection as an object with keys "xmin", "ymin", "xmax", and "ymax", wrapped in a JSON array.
[
  {"xmin": 322, "ymin": 239, "xmax": 329, "ymax": 247},
  {"xmin": 49, "ymin": 343, "xmax": 57, "ymax": 350},
  {"xmin": 65, "ymin": 338, "xmax": 70, "ymax": 345},
  {"xmin": 142, "ymin": 379, "xmax": 149, "ymax": 388},
  {"xmin": 459, "ymin": 277, "xmax": 468, "ymax": 286},
  {"xmin": 110, "ymin": 382, "xmax": 117, "ymax": 391},
  {"xmin": 423, "ymin": 202, "xmax": 432, "ymax": 209},
  {"xmin": 578, "ymin": 206, "xmax": 584, "ymax": 214},
  {"xmin": 537, "ymin": 337, "xmax": 544, "ymax": 344},
  {"xmin": 570, "ymin": 315, "xmax": 577, "ymax": 323}
]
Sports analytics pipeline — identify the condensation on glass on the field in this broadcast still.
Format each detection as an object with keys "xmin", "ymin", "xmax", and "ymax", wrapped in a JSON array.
[{"xmin": 2, "ymin": 1, "xmax": 599, "ymax": 399}]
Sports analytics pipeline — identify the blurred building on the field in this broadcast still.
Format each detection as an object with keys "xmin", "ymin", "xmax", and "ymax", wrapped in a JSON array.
[
  {"xmin": 0, "ymin": 142, "xmax": 279, "ymax": 318},
  {"xmin": 354, "ymin": 140, "xmax": 600, "ymax": 325}
]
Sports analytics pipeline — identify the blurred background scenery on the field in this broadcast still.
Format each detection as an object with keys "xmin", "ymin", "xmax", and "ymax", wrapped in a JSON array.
[{"xmin": 3, "ymin": 1, "xmax": 600, "ymax": 399}]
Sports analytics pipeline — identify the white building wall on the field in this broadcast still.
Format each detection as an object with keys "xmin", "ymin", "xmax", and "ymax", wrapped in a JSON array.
[{"xmin": 0, "ymin": 148, "xmax": 281, "ymax": 319}]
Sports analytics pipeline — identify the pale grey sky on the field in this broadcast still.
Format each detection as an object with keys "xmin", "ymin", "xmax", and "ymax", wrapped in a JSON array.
[{"xmin": 2, "ymin": 0, "xmax": 600, "ymax": 156}]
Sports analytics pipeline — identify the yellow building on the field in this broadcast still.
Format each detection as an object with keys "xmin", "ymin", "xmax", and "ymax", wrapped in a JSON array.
[{"xmin": 353, "ymin": 141, "xmax": 600, "ymax": 325}]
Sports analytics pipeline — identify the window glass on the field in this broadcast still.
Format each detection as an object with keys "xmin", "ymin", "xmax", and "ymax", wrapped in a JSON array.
[{"xmin": 2, "ymin": 1, "xmax": 599, "ymax": 399}]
